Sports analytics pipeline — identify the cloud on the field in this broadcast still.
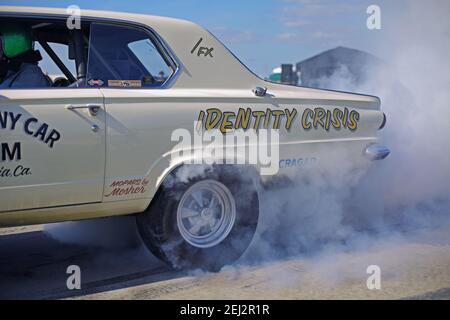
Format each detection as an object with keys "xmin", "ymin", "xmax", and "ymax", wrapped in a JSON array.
[
  {"xmin": 275, "ymin": 0, "xmax": 369, "ymax": 46},
  {"xmin": 275, "ymin": 32, "xmax": 298, "ymax": 42},
  {"xmin": 280, "ymin": 17, "xmax": 310, "ymax": 28},
  {"xmin": 279, "ymin": 0, "xmax": 362, "ymax": 22},
  {"xmin": 210, "ymin": 27, "xmax": 257, "ymax": 44},
  {"xmin": 311, "ymin": 31, "xmax": 335, "ymax": 39}
]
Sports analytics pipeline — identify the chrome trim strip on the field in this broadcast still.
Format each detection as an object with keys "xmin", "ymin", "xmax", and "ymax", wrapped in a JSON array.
[{"xmin": 0, "ymin": 201, "xmax": 100, "ymax": 214}]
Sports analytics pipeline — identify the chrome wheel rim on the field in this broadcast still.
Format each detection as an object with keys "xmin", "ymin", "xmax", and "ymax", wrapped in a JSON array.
[{"xmin": 176, "ymin": 180, "xmax": 236, "ymax": 248}]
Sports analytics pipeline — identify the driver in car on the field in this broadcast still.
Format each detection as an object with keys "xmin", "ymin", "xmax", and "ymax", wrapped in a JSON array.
[{"xmin": 0, "ymin": 24, "xmax": 51, "ymax": 88}]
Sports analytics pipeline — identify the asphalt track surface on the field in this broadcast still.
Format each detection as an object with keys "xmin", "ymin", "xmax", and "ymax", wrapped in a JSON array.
[{"xmin": 1, "ymin": 220, "xmax": 450, "ymax": 300}]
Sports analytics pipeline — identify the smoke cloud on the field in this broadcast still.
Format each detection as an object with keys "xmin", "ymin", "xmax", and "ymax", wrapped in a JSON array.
[{"xmin": 243, "ymin": 0, "xmax": 450, "ymax": 266}]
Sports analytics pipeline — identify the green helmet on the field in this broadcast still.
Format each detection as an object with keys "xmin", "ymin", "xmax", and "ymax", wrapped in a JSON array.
[{"xmin": 0, "ymin": 24, "xmax": 33, "ymax": 59}]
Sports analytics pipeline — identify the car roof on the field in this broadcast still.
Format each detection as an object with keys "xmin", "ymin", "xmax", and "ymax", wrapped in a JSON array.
[{"xmin": 0, "ymin": 6, "xmax": 188, "ymax": 26}]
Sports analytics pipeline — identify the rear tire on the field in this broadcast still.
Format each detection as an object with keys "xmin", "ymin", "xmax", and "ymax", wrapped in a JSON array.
[{"xmin": 136, "ymin": 166, "xmax": 259, "ymax": 271}]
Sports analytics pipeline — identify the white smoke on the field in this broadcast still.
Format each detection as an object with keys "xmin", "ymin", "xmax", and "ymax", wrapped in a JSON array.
[
  {"xmin": 331, "ymin": 1, "xmax": 450, "ymax": 230},
  {"xmin": 243, "ymin": 0, "xmax": 450, "ymax": 265},
  {"xmin": 337, "ymin": 1, "xmax": 450, "ymax": 205}
]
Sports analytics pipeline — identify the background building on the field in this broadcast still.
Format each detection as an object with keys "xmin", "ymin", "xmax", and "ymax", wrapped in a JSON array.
[{"xmin": 269, "ymin": 46, "xmax": 381, "ymax": 89}]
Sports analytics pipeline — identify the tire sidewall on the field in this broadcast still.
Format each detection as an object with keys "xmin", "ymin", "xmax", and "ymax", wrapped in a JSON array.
[{"xmin": 139, "ymin": 166, "xmax": 259, "ymax": 271}]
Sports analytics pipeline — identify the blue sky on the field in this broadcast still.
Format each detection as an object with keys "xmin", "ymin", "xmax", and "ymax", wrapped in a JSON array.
[{"xmin": 2, "ymin": 0, "xmax": 396, "ymax": 76}]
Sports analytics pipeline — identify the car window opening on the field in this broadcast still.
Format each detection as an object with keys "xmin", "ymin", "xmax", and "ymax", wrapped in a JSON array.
[{"xmin": 0, "ymin": 18, "xmax": 175, "ymax": 89}]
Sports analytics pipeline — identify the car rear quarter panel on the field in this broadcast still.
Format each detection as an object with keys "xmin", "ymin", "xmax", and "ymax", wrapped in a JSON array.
[{"xmin": 100, "ymin": 86, "xmax": 383, "ymax": 209}]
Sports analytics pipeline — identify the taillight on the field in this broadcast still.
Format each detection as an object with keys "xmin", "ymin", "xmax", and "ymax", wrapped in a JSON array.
[{"xmin": 379, "ymin": 112, "xmax": 387, "ymax": 130}]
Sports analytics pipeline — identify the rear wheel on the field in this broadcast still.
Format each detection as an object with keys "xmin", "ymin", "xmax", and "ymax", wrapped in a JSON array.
[{"xmin": 136, "ymin": 166, "xmax": 259, "ymax": 271}]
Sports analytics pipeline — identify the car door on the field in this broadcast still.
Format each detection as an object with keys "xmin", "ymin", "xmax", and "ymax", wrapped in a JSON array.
[
  {"xmin": 0, "ymin": 88, "xmax": 106, "ymax": 212},
  {"xmin": 84, "ymin": 23, "xmax": 178, "ymax": 201}
]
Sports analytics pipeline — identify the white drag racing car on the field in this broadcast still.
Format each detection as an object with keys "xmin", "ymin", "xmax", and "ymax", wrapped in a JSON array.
[{"xmin": 0, "ymin": 6, "xmax": 389, "ymax": 270}]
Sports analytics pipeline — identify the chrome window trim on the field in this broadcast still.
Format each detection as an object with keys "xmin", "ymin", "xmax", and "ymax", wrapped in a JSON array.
[{"xmin": 0, "ymin": 11, "xmax": 182, "ymax": 90}]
